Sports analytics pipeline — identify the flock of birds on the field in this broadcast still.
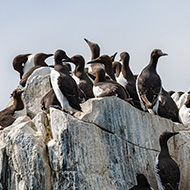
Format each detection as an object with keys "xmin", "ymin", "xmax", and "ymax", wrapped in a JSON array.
[{"xmin": 0, "ymin": 38, "xmax": 189, "ymax": 189}]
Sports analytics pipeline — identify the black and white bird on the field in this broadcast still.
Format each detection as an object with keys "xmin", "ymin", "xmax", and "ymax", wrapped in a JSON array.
[
  {"xmin": 136, "ymin": 49, "xmax": 167, "ymax": 114},
  {"xmin": 63, "ymin": 55, "xmax": 94, "ymax": 100},
  {"xmin": 155, "ymin": 131, "xmax": 180, "ymax": 190},
  {"xmin": 129, "ymin": 173, "xmax": 154, "ymax": 190},
  {"xmin": 50, "ymin": 50, "xmax": 82, "ymax": 112},
  {"xmin": 92, "ymin": 68, "xmax": 130, "ymax": 101}
]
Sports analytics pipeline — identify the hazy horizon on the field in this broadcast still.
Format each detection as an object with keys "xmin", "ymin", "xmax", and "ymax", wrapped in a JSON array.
[{"xmin": 0, "ymin": 0, "xmax": 189, "ymax": 110}]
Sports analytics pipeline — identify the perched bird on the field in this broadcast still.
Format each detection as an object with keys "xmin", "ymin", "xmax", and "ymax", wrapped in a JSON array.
[
  {"xmin": 129, "ymin": 173, "xmax": 154, "ymax": 190},
  {"xmin": 177, "ymin": 92, "xmax": 190, "ymax": 109},
  {"xmin": 92, "ymin": 68, "xmax": 130, "ymax": 101},
  {"xmin": 19, "ymin": 53, "xmax": 53, "ymax": 87},
  {"xmin": 0, "ymin": 89, "xmax": 24, "ymax": 129},
  {"xmin": 155, "ymin": 131, "xmax": 180, "ymax": 190},
  {"xmin": 84, "ymin": 38, "xmax": 104, "ymax": 76},
  {"xmin": 12, "ymin": 53, "xmax": 32, "ymax": 79},
  {"xmin": 87, "ymin": 55, "xmax": 116, "ymax": 81},
  {"xmin": 63, "ymin": 55, "xmax": 94, "ymax": 100},
  {"xmin": 158, "ymin": 88, "xmax": 179, "ymax": 122},
  {"xmin": 179, "ymin": 94, "xmax": 190, "ymax": 128},
  {"xmin": 40, "ymin": 88, "xmax": 61, "ymax": 111},
  {"xmin": 136, "ymin": 49, "xmax": 168, "ymax": 114},
  {"xmin": 119, "ymin": 52, "xmax": 141, "ymax": 109},
  {"xmin": 50, "ymin": 50, "xmax": 82, "ymax": 112}
]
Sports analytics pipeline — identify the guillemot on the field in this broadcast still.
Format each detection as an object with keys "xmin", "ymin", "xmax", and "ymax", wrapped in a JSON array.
[
  {"xmin": 136, "ymin": 49, "xmax": 168, "ymax": 114},
  {"xmin": 12, "ymin": 53, "xmax": 32, "ymax": 79},
  {"xmin": 129, "ymin": 173, "xmax": 154, "ymax": 190},
  {"xmin": 158, "ymin": 88, "xmax": 179, "ymax": 122},
  {"xmin": 92, "ymin": 68, "xmax": 130, "ymax": 101},
  {"xmin": 19, "ymin": 53, "xmax": 53, "ymax": 87},
  {"xmin": 63, "ymin": 55, "xmax": 94, "ymax": 100},
  {"xmin": 155, "ymin": 131, "xmax": 180, "ymax": 190},
  {"xmin": 50, "ymin": 50, "xmax": 82, "ymax": 112},
  {"xmin": 87, "ymin": 55, "xmax": 116, "ymax": 81},
  {"xmin": 0, "ymin": 89, "xmax": 24, "ymax": 129},
  {"xmin": 84, "ymin": 38, "xmax": 104, "ymax": 76}
]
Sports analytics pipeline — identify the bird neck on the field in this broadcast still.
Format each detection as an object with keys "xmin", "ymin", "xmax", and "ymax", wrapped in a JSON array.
[
  {"xmin": 148, "ymin": 56, "xmax": 159, "ymax": 71},
  {"xmin": 12, "ymin": 96, "xmax": 24, "ymax": 111},
  {"xmin": 122, "ymin": 60, "xmax": 135, "ymax": 81},
  {"xmin": 91, "ymin": 49, "xmax": 100, "ymax": 60},
  {"xmin": 104, "ymin": 62, "xmax": 116, "ymax": 81},
  {"xmin": 74, "ymin": 64, "xmax": 84, "ymax": 76},
  {"xmin": 160, "ymin": 141, "xmax": 170, "ymax": 157}
]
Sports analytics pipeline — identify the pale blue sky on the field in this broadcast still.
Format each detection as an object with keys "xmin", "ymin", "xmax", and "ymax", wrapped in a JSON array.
[{"xmin": 0, "ymin": 0, "xmax": 189, "ymax": 110}]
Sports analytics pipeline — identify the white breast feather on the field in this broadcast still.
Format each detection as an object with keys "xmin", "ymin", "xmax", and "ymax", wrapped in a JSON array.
[
  {"xmin": 179, "ymin": 105, "xmax": 190, "ymax": 127},
  {"xmin": 171, "ymin": 92, "xmax": 180, "ymax": 105},
  {"xmin": 177, "ymin": 93, "xmax": 189, "ymax": 109},
  {"xmin": 50, "ymin": 70, "xmax": 75, "ymax": 112},
  {"xmin": 155, "ymin": 155, "xmax": 165, "ymax": 190},
  {"xmin": 23, "ymin": 54, "xmax": 35, "ymax": 75},
  {"xmin": 116, "ymin": 72, "xmax": 127, "ymax": 87},
  {"xmin": 93, "ymin": 86, "xmax": 103, "ymax": 97},
  {"xmin": 72, "ymin": 74, "xmax": 80, "ymax": 85}
]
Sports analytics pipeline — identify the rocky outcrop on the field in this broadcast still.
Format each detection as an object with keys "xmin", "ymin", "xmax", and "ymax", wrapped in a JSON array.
[{"xmin": 0, "ymin": 74, "xmax": 190, "ymax": 190}]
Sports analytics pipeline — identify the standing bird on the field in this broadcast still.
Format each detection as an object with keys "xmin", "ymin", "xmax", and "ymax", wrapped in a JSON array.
[
  {"xmin": 155, "ymin": 131, "xmax": 180, "ymax": 190},
  {"xmin": 0, "ymin": 89, "xmax": 24, "ymax": 129},
  {"xmin": 12, "ymin": 53, "xmax": 32, "ymax": 79},
  {"xmin": 84, "ymin": 38, "xmax": 104, "ymax": 76},
  {"xmin": 87, "ymin": 55, "xmax": 116, "ymax": 81},
  {"xmin": 179, "ymin": 94, "xmax": 190, "ymax": 128},
  {"xmin": 158, "ymin": 88, "xmax": 179, "ymax": 122},
  {"xmin": 19, "ymin": 53, "xmax": 53, "ymax": 87},
  {"xmin": 50, "ymin": 50, "xmax": 82, "ymax": 112},
  {"xmin": 62, "ymin": 55, "xmax": 94, "ymax": 100},
  {"xmin": 136, "ymin": 49, "xmax": 168, "ymax": 114},
  {"xmin": 92, "ymin": 68, "xmax": 130, "ymax": 101},
  {"xmin": 129, "ymin": 173, "xmax": 154, "ymax": 190}
]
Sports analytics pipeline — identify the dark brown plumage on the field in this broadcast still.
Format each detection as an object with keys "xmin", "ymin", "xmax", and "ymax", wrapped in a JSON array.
[
  {"xmin": 112, "ymin": 61, "xmax": 121, "ymax": 78},
  {"xmin": 51, "ymin": 50, "xmax": 82, "ymax": 112},
  {"xmin": 63, "ymin": 55, "xmax": 94, "ymax": 100},
  {"xmin": 0, "ymin": 89, "xmax": 24, "ymax": 129},
  {"xmin": 87, "ymin": 55, "xmax": 116, "ymax": 81},
  {"xmin": 19, "ymin": 53, "xmax": 53, "ymax": 87},
  {"xmin": 93, "ymin": 68, "xmax": 130, "ymax": 101},
  {"xmin": 158, "ymin": 88, "xmax": 179, "ymax": 122},
  {"xmin": 136, "ymin": 49, "xmax": 168, "ymax": 114},
  {"xmin": 12, "ymin": 53, "xmax": 32, "ymax": 79}
]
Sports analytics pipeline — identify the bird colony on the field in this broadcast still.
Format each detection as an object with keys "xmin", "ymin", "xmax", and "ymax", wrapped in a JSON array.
[{"xmin": 0, "ymin": 38, "xmax": 189, "ymax": 190}]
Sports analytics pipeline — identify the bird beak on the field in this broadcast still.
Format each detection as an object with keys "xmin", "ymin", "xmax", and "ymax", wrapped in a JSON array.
[
  {"xmin": 172, "ymin": 131, "xmax": 179, "ymax": 136},
  {"xmin": 19, "ymin": 89, "xmax": 24, "ymax": 94},
  {"xmin": 161, "ymin": 53, "xmax": 168, "ymax": 56},
  {"xmin": 62, "ymin": 57, "xmax": 72, "ymax": 63},
  {"xmin": 87, "ymin": 57, "xmax": 101, "ymax": 64},
  {"xmin": 46, "ymin": 54, "xmax": 54, "ymax": 58}
]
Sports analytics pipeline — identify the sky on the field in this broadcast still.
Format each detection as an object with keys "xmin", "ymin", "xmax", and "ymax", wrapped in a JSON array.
[{"xmin": 0, "ymin": 0, "xmax": 189, "ymax": 110}]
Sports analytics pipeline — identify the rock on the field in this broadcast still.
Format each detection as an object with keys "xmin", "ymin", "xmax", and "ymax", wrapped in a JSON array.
[
  {"xmin": 1, "ymin": 73, "xmax": 190, "ymax": 189},
  {"xmin": 22, "ymin": 74, "xmax": 51, "ymax": 119}
]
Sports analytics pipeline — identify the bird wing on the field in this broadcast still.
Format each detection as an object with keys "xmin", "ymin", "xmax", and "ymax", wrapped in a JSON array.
[{"xmin": 57, "ymin": 74, "xmax": 82, "ymax": 111}]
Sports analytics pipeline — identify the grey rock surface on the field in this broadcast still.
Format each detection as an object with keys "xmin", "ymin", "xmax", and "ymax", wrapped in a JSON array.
[{"xmin": 0, "ymin": 73, "xmax": 190, "ymax": 189}]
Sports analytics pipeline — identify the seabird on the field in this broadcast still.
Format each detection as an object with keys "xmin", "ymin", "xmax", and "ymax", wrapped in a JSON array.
[
  {"xmin": 177, "ymin": 91, "xmax": 190, "ymax": 109},
  {"xmin": 0, "ymin": 89, "xmax": 24, "ymax": 129},
  {"xmin": 136, "ymin": 49, "xmax": 168, "ymax": 114},
  {"xmin": 84, "ymin": 38, "xmax": 104, "ymax": 76},
  {"xmin": 129, "ymin": 173, "xmax": 154, "ymax": 190},
  {"xmin": 118, "ymin": 52, "xmax": 141, "ymax": 109},
  {"xmin": 155, "ymin": 131, "xmax": 180, "ymax": 190},
  {"xmin": 12, "ymin": 53, "xmax": 32, "ymax": 79},
  {"xmin": 171, "ymin": 91, "xmax": 184, "ymax": 107},
  {"xmin": 179, "ymin": 94, "xmax": 190, "ymax": 128},
  {"xmin": 40, "ymin": 88, "xmax": 61, "ymax": 111},
  {"xmin": 63, "ymin": 55, "xmax": 94, "ymax": 100},
  {"xmin": 19, "ymin": 53, "xmax": 53, "ymax": 87},
  {"xmin": 50, "ymin": 49, "xmax": 82, "ymax": 112},
  {"xmin": 112, "ymin": 60, "xmax": 122, "ymax": 78},
  {"xmin": 158, "ymin": 88, "xmax": 179, "ymax": 122},
  {"xmin": 87, "ymin": 55, "xmax": 116, "ymax": 81},
  {"xmin": 92, "ymin": 68, "xmax": 130, "ymax": 101}
]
